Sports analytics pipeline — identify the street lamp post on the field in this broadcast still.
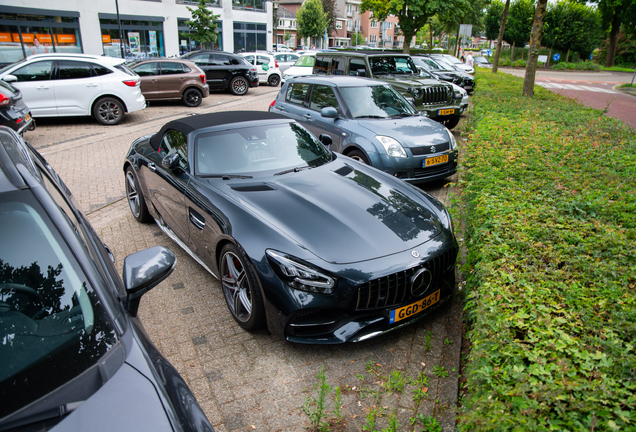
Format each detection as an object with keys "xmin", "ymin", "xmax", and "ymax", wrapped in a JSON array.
[
  {"xmin": 115, "ymin": 0, "xmax": 125, "ymax": 59},
  {"xmin": 273, "ymin": 0, "xmax": 279, "ymax": 52}
]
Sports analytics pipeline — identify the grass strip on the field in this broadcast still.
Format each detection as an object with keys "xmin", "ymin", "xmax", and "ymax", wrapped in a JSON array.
[{"xmin": 457, "ymin": 70, "xmax": 636, "ymax": 431}]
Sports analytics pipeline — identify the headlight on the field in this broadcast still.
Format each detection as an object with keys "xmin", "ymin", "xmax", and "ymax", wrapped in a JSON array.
[
  {"xmin": 376, "ymin": 136, "xmax": 407, "ymax": 158},
  {"xmin": 442, "ymin": 208, "xmax": 454, "ymax": 233},
  {"xmin": 266, "ymin": 250, "xmax": 336, "ymax": 294},
  {"xmin": 447, "ymin": 129, "xmax": 457, "ymax": 150}
]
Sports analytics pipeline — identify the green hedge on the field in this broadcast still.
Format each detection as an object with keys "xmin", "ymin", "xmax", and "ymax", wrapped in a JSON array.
[
  {"xmin": 458, "ymin": 71, "xmax": 636, "ymax": 431},
  {"xmin": 551, "ymin": 61, "xmax": 602, "ymax": 71}
]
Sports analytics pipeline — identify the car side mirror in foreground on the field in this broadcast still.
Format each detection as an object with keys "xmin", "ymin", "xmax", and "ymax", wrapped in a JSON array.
[
  {"xmin": 162, "ymin": 153, "xmax": 181, "ymax": 170},
  {"xmin": 321, "ymin": 107, "xmax": 338, "ymax": 119},
  {"xmin": 123, "ymin": 246, "xmax": 176, "ymax": 316},
  {"xmin": 319, "ymin": 134, "xmax": 333, "ymax": 147},
  {"xmin": 3, "ymin": 74, "xmax": 17, "ymax": 83}
]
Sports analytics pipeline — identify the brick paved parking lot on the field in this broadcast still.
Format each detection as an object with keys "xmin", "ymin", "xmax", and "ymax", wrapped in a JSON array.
[{"xmin": 25, "ymin": 86, "xmax": 464, "ymax": 432}]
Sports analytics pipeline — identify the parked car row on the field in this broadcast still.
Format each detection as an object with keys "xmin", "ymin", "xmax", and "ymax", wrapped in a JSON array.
[{"xmin": 1, "ymin": 49, "xmax": 469, "ymax": 431}]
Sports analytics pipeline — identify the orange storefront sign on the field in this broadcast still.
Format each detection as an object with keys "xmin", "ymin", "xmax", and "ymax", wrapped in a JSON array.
[
  {"xmin": 0, "ymin": 33, "xmax": 11, "ymax": 42},
  {"xmin": 102, "ymin": 34, "xmax": 111, "ymax": 43},
  {"xmin": 9, "ymin": 32, "xmax": 76, "ymax": 44}
]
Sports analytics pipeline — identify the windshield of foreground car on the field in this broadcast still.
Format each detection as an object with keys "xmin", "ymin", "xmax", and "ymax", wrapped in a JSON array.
[
  {"xmin": 0, "ymin": 196, "xmax": 118, "ymax": 419},
  {"xmin": 369, "ymin": 56, "xmax": 419, "ymax": 75},
  {"xmin": 340, "ymin": 85, "xmax": 417, "ymax": 119},
  {"xmin": 194, "ymin": 122, "xmax": 332, "ymax": 177},
  {"xmin": 294, "ymin": 55, "xmax": 315, "ymax": 67}
]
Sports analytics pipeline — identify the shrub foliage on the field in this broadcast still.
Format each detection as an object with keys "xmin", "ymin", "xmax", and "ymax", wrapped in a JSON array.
[{"xmin": 458, "ymin": 71, "xmax": 636, "ymax": 431}]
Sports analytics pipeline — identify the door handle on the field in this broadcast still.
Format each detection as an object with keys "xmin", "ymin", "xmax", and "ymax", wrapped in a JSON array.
[
  {"xmin": 179, "ymin": 77, "xmax": 186, "ymax": 81},
  {"xmin": 189, "ymin": 209, "xmax": 205, "ymax": 230},
  {"xmin": 86, "ymin": 83, "xmax": 98, "ymax": 87},
  {"xmin": 148, "ymin": 162, "xmax": 156, "ymax": 172},
  {"xmin": 303, "ymin": 114, "xmax": 312, "ymax": 119},
  {"xmin": 37, "ymin": 85, "xmax": 49, "ymax": 90}
]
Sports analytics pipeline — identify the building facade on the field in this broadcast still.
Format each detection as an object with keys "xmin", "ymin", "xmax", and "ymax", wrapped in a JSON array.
[{"xmin": 0, "ymin": 0, "xmax": 276, "ymax": 66}]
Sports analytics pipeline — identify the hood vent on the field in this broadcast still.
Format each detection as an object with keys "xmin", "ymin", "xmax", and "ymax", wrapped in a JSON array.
[
  {"xmin": 334, "ymin": 165, "xmax": 354, "ymax": 177},
  {"xmin": 230, "ymin": 184, "xmax": 276, "ymax": 192}
]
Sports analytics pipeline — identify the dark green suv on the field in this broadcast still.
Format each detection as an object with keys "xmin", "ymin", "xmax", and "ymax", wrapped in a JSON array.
[{"xmin": 312, "ymin": 51, "xmax": 463, "ymax": 128}]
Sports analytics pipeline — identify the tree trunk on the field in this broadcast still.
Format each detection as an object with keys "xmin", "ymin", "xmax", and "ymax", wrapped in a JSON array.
[
  {"xmin": 429, "ymin": 25, "xmax": 433, "ymax": 52},
  {"xmin": 566, "ymin": 48, "xmax": 570, "ymax": 63},
  {"xmin": 492, "ymin": 0, "xmax": 511, "ymax": 73},
  {"xmin": 606, "ymin": 9, "xmax": 621, "ymax": 67},
  {"xmin": 523, "ymin": 0, "xmax": 548, "ymax": 97},
  {"xmin": 454, "ymin": 26, "xmax": 461, "ymax": 57},
  {"xmin": 511, "ymin": 41, "xmax": 516, "ymax": 62}
]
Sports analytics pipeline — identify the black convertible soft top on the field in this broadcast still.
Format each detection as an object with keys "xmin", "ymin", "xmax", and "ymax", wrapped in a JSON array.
[{"xmin": 149, "ymin": 111, "xmax": 289, "ymax": 151}]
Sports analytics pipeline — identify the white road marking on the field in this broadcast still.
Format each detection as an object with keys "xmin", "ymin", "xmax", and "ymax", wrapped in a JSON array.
[{"xmin": 537, "ymin": 82, "xmax": 616, "ymax": 93}]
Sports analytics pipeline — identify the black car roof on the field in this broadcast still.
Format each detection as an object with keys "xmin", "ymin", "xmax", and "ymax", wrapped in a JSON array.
[
  {"xmin": 289, "ymin": 75, "xmax": 383, "ymax": 87},
  {"xmin": 149, "ymin": 111, "xmax": 289, "ymax": 151},
  {"xmin": 317, "ymin": 50, "xmax": 411, "ymax": 56}
]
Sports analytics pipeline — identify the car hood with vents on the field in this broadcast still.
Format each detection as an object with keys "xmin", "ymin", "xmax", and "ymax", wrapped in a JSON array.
[{"xmin": 216, "ymin": 160, "xmax": 444, "ymax": 265}]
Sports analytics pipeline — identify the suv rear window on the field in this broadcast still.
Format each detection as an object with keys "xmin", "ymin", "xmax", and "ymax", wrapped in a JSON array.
[{"xmin": 114, "ymin": 64, "xmax": 136, "ymax": 76}]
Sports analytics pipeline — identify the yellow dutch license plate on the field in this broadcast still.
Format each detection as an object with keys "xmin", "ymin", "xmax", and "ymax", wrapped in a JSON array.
[
  {"xmin": 389, "ymin": 290, "xmax": 440, "ymax": 324},
  {"xmin": 424, "ymin": 154, "xmax": 449, "ymax": 167},
  {"xmin": 438, "ymin": 108, "xmax": 455, "ymax": 116},
  {"xmin": 24, "ymin": 113, "xmax": 31, "ymax": 122}
]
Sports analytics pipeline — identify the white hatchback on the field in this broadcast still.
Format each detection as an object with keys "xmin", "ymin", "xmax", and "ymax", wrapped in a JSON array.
[
  {"xmin": 238, "ymin": 52, "xmax": 282, "ymax": 86},
  {"xmin": 0, "ymin": 53, "xmax": 146, "ymax": 125}
]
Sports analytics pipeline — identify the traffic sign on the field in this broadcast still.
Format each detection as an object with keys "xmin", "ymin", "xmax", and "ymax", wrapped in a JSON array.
[
  {"xmin": 487, "ymin": 49, "xmax": 491, "ymax": 56},
  {"xmin": 590, "ymin": 53, "xmax": 593, "ymax": 60},
  {"xmin": 553, "ymin": 53, "xmax": 561, "ymax": 61}
]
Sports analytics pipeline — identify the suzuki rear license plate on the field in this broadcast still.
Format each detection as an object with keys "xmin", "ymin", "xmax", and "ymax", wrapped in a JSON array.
[
  {"xmin": 24, "ymin": 113, "xmax": 31, "ymax": 122},
  {"xmin": 424, "ymin": 154, "xmax": 449, "ymax": 167},
  {"xmin": 389, "ymin": 290, "xmax": 440, "ymax": 324},
  {"xmin": 438, "ymin": 108, "xmax": 455, "ymax": 116}
]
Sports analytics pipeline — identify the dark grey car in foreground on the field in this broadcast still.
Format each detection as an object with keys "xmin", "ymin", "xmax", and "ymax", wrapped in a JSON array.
[
  {"xmin": 0, "ymin": 126, "xmax": 213, "ymax": 432},
  {"xmin": 123, "ymin": 111, "xmax": 458, "ymax": 344},
  {"xmin": 270, "ymin": 76, "xmax": 458, "ymax": 184}
]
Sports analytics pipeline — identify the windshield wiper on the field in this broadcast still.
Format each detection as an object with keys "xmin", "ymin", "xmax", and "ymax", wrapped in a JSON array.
[
  {"xmin": 355, "ymin": 115, "xmax": 386, "ymax": 119},
  {"xmin": 199, "ymin": 174, "xmax": 253, "ymax": 179},
  {"xmin": 274, "ymin": 166, "xmax": 311, "ymax": 176},
  {"xmin": 0, "ymin": 401, "xmax": 83, "ymax": 431},
  {"xmin": 389, "ymin": 113, "xmax": 417, "ymax": 118}
]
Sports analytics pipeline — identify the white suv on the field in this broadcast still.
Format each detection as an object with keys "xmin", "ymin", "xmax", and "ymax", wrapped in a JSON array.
[{"xmin": 0, "ymin": 53, "xmax": 146, "ymax": 125}]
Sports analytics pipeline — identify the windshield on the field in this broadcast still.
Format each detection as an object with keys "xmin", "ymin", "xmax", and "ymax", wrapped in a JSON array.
[
  {"xmin": 194, "ymin": 122, "xmax": 332, "ymax": 177},
  {"xmin": 294, "ymin": 55, "xmax": 315, "ymax": 67},
  {"xmin": 440, "ymin": 55, "xmax": 462, "ymax": 64},
  {"xmin": 369, "ymin": 56, "xmax": 419, "ymax": 75},
  {"xmin": 0, "ymin": 195, "xmax": 118, "ymax": 418},
  {"xmin": 340, "ymin": 85, "xmax": 417, "ymax": 119}
]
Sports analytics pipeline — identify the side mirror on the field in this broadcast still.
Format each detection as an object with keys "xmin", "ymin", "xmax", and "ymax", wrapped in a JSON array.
[
  {"xmin": 357, "ymin": 69, "xmax": 366, "ymax": 77},
  {"xmin": 319, "ymin": 134, "xmax": 332, "ymax": 147},
  {"xmin": 3, "ymin": 74, "xmax": 17, "ymax": 83},
  {"xmin": 123, "ymin": 246, "xmax": 176, "ymax": 316},
  {"xmin": 162, "ymin": 152, "xmax": 181, "ymax": 170},
  {"xmin": 320, "ymin": 106, "xmax": 338, "ymax": 119}
]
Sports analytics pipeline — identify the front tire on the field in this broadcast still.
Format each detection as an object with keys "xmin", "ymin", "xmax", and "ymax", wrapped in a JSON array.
[
  {"xmin": 267, "ymin": 74, "xmax": 280, "ymax": 87},
  {"xmin": 219, "ymin": 244, "xmax": 265, "ymax": 331},
  {"xmin": 125, "ymin": 166, "xmax": 152, "ymax": 223},
  {"xmin": 183, "ymin": 88, "xmax": 203, "ymax": 107},
  {"xmin": 93, "ymin": 97, "xmax": 125, "ymax": 125},
  {"xmin": 229, "ymin": 76, "xmax": 249, "ymax": 95},
  {"xmin": 348, "ymin": 149, "xmax": 370, "ymax": 165}
]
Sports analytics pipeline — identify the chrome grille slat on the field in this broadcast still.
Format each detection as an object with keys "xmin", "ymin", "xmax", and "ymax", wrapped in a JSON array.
[{"xmin": 350, "ymin": 249, "xmax": 457, "ymax": 311}]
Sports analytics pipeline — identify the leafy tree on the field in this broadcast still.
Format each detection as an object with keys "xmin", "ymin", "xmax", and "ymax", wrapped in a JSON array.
[
  {"xmin": 322, "ymin": 0, "xmax": 338, "ymax": 38},
  {"xmin": 504, "ymin": 0, "xmax": 534, "ymax": 61},
  {"xmin": 544, "ymin": 1, "xmax": 603, "ymax": 62},
  {"xmin": 352, "ymin": 32, "xmax": 366, "ymax": 46},
  {"xmin": 485, "ymin": 0, "xmax": 505, "ymax": 41},
  {"xmin": 184, "ymin": 0, "xmax": 220, "ymax": 49},
  {"xmin": 492, "ymin": 0, "xmax": 510, "ymax": 73},
  {"xmin": 522, "ymin": 0, "xmax": 549, "ymax": 96},
  {"xmin": 297, "ymin": 0, "xmax": 328, "ymax": 44},
  {"xmin": 590, "ymin": 0, "xmax": 636, "ymax": 66},
  {"xmin": 361, "ymin": 0, "xmax": 465, "ymax": 54}
]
